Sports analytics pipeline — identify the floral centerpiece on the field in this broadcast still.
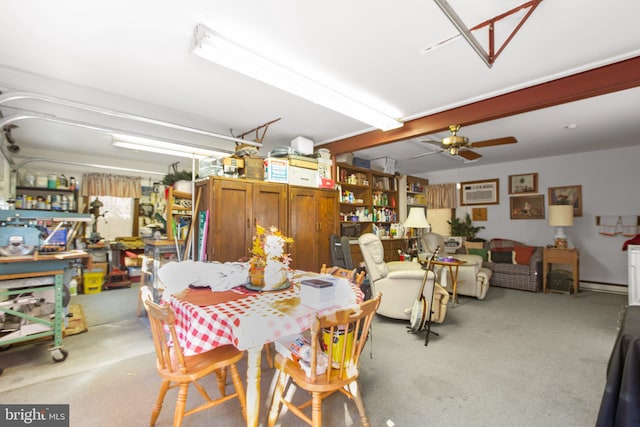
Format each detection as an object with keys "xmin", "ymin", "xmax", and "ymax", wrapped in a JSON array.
[{"xmin": 249, "ymin": 225, "xmax": 294, "ymax": 290}]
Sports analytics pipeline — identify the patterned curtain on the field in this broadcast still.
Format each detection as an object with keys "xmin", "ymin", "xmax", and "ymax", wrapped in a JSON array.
[
  {"xmin": 81, "ymin": 173, "xmax": 142, "ymax": 198},
  {"xmin": 426, "ymin": 183, "xmax": 457, "ymax": 209}
]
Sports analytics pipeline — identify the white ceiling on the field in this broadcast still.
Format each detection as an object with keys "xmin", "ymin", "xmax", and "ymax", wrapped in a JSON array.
[{"xmin": 0, "ymin": 0, "xmax": 639, "ymax": 177}]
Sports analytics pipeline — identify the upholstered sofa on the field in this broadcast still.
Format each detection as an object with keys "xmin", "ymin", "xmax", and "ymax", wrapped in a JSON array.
[{"xmin": 465, "ymin": 238, "xmax": 543, "ymax": 292}]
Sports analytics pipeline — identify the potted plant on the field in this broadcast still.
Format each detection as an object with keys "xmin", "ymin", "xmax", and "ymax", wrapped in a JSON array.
[
  {"xmin": 162, "ymin": 170, "xmax": 193, "ymax": 186},
  {"xmin": 448, "ymin": 213, "xmax": 485, "ymax": 241}
]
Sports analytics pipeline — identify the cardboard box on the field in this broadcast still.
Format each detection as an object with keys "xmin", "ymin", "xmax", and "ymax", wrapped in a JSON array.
[
  {"xmin": 353, "ymin": 157, "xmax": 371, "ymax": 169},
  {"xmin": 264, "ymin": 158, "xmax": 289, "ymax": 183},
  {"xmin": 335, "ymin": 153, "xmax": 354, "ymax": 164},
  {"xmin": 370, "ymin": 157, "xmax": 396, "ymax": 174},
  {"xmin": 222, "ymin": 157, "xmax": 245, "ymax": 168},
  {"xmin": 289, "ymin": 166, "xmax": 318, "ymax": 188},
  {"xmin": 287, "ymin": 155, "xmax": 318, "ymax": 170},
  {"xmin": 318, "ymin": 178, "xmax": 335, "ymax": 189},
  {"xmin": 242, "ymin": 156, "xmax": 264, "ymax": 180}
]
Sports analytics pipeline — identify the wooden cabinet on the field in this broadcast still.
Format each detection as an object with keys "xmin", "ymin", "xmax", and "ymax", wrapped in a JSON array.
[
  {"xmin": 195, "ymin": 177, "xmax": 287, "ymax": 263},
  {"xmin": 335, "ymin": 163, "xmax": 398, "ymax": 238},
  {"xmin": 165, "ymin": 187, "xmax": 192, "ymax": 241},
  {"xmin": 288, "ymin": 186, "xmax": 338, "ymax": 272}
]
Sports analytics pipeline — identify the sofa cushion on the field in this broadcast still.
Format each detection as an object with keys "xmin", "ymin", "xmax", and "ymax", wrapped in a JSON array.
[
  {"xmin": 489, "ymin": 250, "xmax": 515, "ymax": 264},
  {"xmin": 487, "ymin": 262, "xmax": 531, "ymax": 276},
  {"xmin": 468, "ymin": 247, "xmax": 489, "ymax": 261},
  {"xmin": 513, "ymin": 246, "xmax": 537, "ymax": 265}
]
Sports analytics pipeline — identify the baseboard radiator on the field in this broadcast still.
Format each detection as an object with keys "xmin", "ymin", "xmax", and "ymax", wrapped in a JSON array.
[{"xmin": 580, "ymin": 280, "xmax": 628, "ymax": 295}]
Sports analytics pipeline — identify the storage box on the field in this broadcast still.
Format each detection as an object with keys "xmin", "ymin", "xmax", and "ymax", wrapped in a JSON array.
[
  {"xmin": 335, "ymin": 153, "xmax": 354, "ymax": 164},
  {"xmin": 242, "ymin": 156, "xmax": 264, "ymax": 180},
  {"xmin": 222, "ymin": 157, "xmax": 245, "ymax": 168},
  {"xmin": 287, "ymin": 155, "xmax": 318, "ymax": 170},
  {"xmin": 291, "ymin": 136, "xmax": 314, "ymax": 155},
  {"xmin": 300, "ymin": 278, "xmax": 336, "ymax": 309},
  {"xmin": 124, "ymin": 256, "xmax": 142, "ymax": 267},
  {"xmin": 83, "ymin": 270, "xmax": 104, "ymax": 294},
  {"xmin": 370, "ymin": 157, "xmax": 396, "ymax": 174},
  {"xmin": 264, "ymin": 158, "xmax": 289, "ymax": 183},
  {"xmin": 547, "ymin": 270, "xmax": 574, "ymax": 294},
  {"xmin": 318, "ymin": 178, "xmax": 335, "ymax": 189},
  {"xmin": 127, "ymin": 267, "xmax": 142, "ymax": 279},
  {"xmin": 92, "ymin": 262, "xmax": 108, "ymax": 276},
  {"xmin": 353, "ymin": 157, "xmax": 371, "ymax": 169},
  {"xmin": 289, "ymin": 166, "xmax": 318, "ymax": 188}
]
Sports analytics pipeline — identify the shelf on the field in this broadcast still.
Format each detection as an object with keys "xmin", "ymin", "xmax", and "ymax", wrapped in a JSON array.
[{"xmin": 16, "ymin": 186, "xmax": 76, "ymax": 194}]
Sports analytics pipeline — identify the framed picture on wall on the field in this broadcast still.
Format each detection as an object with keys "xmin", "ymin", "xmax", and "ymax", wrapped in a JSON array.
[
  {"xmin": 508, "ymin": 173, "xmax": 538, "ymax": 194},
  {"xmin": 548, "ymin": 185, "xmax": 583, "ymax": 217},
  {"xmin": 459, "ymin": 179, "xmax": 499, "ymax": 206},
  {"xmin": 510, "ymin": 195, "xmax": 545, "ymax": 219}
]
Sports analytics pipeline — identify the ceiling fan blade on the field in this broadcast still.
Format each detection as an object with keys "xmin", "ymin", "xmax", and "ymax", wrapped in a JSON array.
[
  {"xmin": 470, "ymin": 136, "xmax": 517, "ymax": 148},
  {"xmin": 458, "ymin": 149, "xmax": 482, "ymax": 161},
  {"xmin": 409, "ymin": 150, "xmax": 441, "ymax": 160}
]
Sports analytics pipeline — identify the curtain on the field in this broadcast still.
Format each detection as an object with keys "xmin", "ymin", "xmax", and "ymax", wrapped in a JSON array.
[
  {"xmin": 81, "ymin": 173, "xmax": 142, "ymax": 198},
  {"xmin": 426, "ymin": 183, "xmax": 457, "ymax": 209}
]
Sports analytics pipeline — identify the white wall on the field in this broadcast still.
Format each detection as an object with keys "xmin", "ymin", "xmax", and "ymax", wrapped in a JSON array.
[{"xmin": 421, "ymin": 145, "xmax": 640, "ymax": 286}]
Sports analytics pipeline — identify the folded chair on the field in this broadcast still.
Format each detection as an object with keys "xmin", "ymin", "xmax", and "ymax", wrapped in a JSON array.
[
  {"xmin": 267, "ymin": 294, "xmax": 382, "ymax": 427},
  {"xmin": 141, "ymin": 286, "xmax": 246, "ymax": 426}
]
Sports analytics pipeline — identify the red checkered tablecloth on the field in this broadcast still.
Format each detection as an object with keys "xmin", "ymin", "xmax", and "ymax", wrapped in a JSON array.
[{"xmin": 170, "ymin": 274, "xmax": 364, "ymax": 356}]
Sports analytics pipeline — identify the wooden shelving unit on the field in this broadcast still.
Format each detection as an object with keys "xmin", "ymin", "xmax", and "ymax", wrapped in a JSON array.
[
  {"xmin": 166, "ymin": 187, "xmax": 192, "ymax": 241},
  {"xmin": 336, "ymin": 163, "xmax": 398, "ymax": 237}
]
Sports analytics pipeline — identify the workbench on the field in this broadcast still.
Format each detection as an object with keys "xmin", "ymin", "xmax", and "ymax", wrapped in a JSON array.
[{"xmin": 0, "ymin": 251, "xmax": 90, "ymax": 362}]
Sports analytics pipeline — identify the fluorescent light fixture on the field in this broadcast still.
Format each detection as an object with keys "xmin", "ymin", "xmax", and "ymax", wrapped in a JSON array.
[
  {"xmin": 112, "ymin": 134, "xmax": 231, "ymax": 160},
  {"xmin": 191, "ymin": 24, "xmax": 403, "ymax": 131}
]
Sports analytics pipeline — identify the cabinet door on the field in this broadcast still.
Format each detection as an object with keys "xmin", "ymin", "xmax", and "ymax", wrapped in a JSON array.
[
  {"xmin": 289, "ymin": 187, "xmax": 317, "ymax": 272},
  {"xmin": 289, "ymin": 187, "xmax": 338, "ymax": 272},
  {"xmin": 212, "ymin": 179, "xmax": 251, "ymax": 262},
  {"xmin": 315, "ymin": 189, "xmax": 339, "ymax": 270},
  {"xmin": 252, "ymin": 182, "xmax": 288, "ymax": 236}
]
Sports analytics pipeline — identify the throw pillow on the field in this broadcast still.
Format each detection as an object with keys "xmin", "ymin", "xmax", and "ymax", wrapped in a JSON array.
[
  {"xmin": 468, "ymin": 248, "xmax": 489, "ymax": 262},
  {"xmin": 489, "ymin": 250, "xmax": 515, "ymax": 264},
  {"xmin": 513, "ymin": 246, "xmax": 537, "ymax": 265}
]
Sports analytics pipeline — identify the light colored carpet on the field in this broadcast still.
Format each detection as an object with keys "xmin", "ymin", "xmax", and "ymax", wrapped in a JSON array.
[{"xmin": 0, "ymin": 284, "xmax": 627, "ymax": 426}]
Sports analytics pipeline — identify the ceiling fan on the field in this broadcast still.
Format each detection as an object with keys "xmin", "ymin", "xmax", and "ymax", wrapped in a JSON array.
[{"xmin": 410, "ymin": 124, "xmax": 517, "ymax": 161}]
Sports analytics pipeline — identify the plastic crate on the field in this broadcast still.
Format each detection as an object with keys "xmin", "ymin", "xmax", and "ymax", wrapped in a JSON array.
[{"xmin": 83, "ymin": 270, "xmax": 104, "ymax": 294}]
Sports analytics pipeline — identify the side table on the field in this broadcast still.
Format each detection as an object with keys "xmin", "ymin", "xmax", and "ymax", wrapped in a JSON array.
[{"xmin": 543, "ymin": 247, "xmax": 580, "ymax": 295}]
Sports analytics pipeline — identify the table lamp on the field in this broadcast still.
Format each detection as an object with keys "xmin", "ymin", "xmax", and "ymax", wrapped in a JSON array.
[
  {"xmin": 548, "ymin": 205, "xmax": 574, "ymax": 248},
  {"xmin": 403, "ymin": 207, "xmax": 431, "ymax": 257}
]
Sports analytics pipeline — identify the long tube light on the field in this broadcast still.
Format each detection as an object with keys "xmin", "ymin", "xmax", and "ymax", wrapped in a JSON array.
[
  {"xmin": 191, "ymin": 24, "xmax": 403, "ymax": 131},
  {"xmin": 112, "ymin": 135, "xmax": 231, "ymax": 160}
]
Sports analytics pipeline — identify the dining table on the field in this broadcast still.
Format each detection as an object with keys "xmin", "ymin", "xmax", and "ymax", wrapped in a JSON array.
[{"xmin": 168, "ymin": 270, "xmax": 364, "ymax": 427}]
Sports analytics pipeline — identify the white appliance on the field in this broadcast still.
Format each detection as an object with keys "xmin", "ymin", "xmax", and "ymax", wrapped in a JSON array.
[{"xmin": 629, "ymin": 245, "xmax": 640, "ymax": 306}]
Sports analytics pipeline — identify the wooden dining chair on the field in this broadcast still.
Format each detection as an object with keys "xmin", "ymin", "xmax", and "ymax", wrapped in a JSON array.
[
  {"xmin": 140, "ymin": 286, "xmax": 247, "ymax": 426},
  {"xmin": 267, "ymin": 293, "xmax": 382, "ymax": 427}
]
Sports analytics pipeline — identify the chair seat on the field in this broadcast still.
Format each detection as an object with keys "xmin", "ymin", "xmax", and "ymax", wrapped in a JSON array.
[
  {"xmin": 274, "ymin": 354, "xmax": 358, "ymax": 393},
  {"xmin": 158, "ymin": 345, "xmax": 244, "ymax": 383}
]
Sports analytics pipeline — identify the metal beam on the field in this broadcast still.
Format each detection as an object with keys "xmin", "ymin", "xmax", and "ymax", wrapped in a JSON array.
[{"xmin": 318, "ymin": 55, "xmax": 640, "ymax": 155}]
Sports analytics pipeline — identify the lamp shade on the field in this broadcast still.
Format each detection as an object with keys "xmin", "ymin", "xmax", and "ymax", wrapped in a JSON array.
[
  {"xmin": 404, "ymin": 207, "xmax": 430, "ymax": 229},
  {"xmin": 548, "ymin": 205, "xmax": 574, "ymax": 227}
]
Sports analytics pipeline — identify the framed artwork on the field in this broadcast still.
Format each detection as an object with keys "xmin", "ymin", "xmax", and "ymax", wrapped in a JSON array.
[
  {"xmin": 508, "ymin": 173, "xmax": 538, "ymax": 194},
  {"xmin": 548, "ymin": 185, "xmax": 583, "ymax": 217},
  {"xmin": 510, "ymin": 195, "xmax": 545, "ymax": 219},
  {"xmin": 472, "ymin": 207, "xmax": 488, "ymax": 221},
  {"xmin": 459, "ymin": 179, "xmax": 499, "ymax": 206}
]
